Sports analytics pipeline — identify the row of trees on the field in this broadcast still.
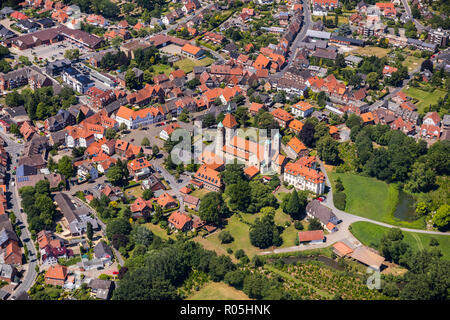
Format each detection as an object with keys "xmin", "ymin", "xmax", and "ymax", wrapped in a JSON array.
[
  {"xmin": 5, "ymin": 87, "xmax": 77, "ymax": 121},
  {"xmin": 19, "ymin": 180, "xmax": 57, "ymax": 235}
]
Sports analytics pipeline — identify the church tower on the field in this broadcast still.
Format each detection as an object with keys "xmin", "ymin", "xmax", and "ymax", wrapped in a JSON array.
[
  {"xmin": 216, "ymin": 121, "xmax": 224, "ymax": 158},
  {"xmin": 264, "ymin": 139, "xmax": 271, "ymax": 172},
  {"xmin": 222, "ymin": 113, "xmax": 238, "ymax": 145}
]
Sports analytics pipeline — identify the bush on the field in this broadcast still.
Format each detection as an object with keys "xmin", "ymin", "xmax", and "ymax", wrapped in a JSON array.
[
  {"xmin": 234, "ymin": 249, "xmax": 246, "ymax": 259},
  {"xmin": 218, "ymin": 230, "xmax": 234, "ymax": 244},
  {"xmin": 334, "ymin": 192, "xmax": 346, "ymax": 210},
  {"xmin": 294, "ymin": 220, "xmax": 304, "ymax": 230},
  {"xmin": 226, "ymin": 248, "xmax": 233, "ymax": 254}
]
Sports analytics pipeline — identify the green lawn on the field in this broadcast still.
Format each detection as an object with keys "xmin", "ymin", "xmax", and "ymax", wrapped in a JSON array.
[
  {"xmin": 402, "ymin": 55, "xmax": 425, "ymax": 73},
  {"xmin": 329, "ymin": 172, "xmax": 425, "ymax": 229},
  {"xmin": 186, "ymin": 281, "xmax": 250, "ymax": 300},
  {"xmin": 174, "ymin": 57, "xmax": 215, "ymax": 74},
  {"xmin": 190, "ymin": 188, "xmax": 211, "ymax": 200},
  {"xmin": 351, "ymin": 46, "xmax": 390, "ymax": 58},
  {"xmin": 350, "ymin": 221, "xmax": 450, "ymax": 260},
  {"xmin": 402, "ymin": 86, "xmax": 447, "ymax": 114},
  {"xmin": 124, "ymin": 185, "xmax": 143, "ymax": 199},
  {"xmin": 144, "ymin": 223, "xmax": 175, "ymax": 240},
  {"xmin": 151, "ymin": 63, "xmax": 174, "ymax": 76}
]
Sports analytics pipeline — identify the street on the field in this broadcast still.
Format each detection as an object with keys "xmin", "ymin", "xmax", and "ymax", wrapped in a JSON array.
[{"xmin": 0, "ymin": 131, "xmax": 37, "ymax": 299}]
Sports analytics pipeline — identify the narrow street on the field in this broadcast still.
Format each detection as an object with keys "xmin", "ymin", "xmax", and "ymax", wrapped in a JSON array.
[{"xmin": 0, "ymin": 131, "xmax": 38, "ymax": 298}]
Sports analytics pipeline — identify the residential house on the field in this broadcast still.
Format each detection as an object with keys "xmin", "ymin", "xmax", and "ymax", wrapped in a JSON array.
[
  {"xmin": 291, "ymin": 101, "xmax": 314, "ymax": 118},
  {"xmin": 298, "ymin": 230, "xmax": 325, "ymax": 244},
  {"xmin": 271, "ymin": 108, "xmax": 294, "ymax": 128},
  {"xmin": 306, "ymin": 200, "xmax": 339, "ymax": 230},
  {"xmin": 88, "ymin": 279, "xmax": 114, "ymax": 300},
  {"xmin": 45, "ymin": 265, "xmax": 67, "ymax": 286},
  {"xmin": 168, "ymin": 211, "xmax": 193, "ymax": 232},
  {"xmin": 93, "ymin": 241, "xmax": 113, "ymax": 266},
  {"xmin": 127, "ymin": 157, "xmax": 152, "ymax": 180}
]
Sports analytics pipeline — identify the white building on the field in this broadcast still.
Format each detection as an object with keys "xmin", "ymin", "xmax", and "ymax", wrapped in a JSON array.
[{"xmin": 283, "ymin": 161, "xmax": 326, "ymax": 195}]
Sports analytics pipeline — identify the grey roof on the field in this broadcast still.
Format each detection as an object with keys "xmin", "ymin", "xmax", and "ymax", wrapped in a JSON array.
[
  {"xmin": 105, "ymin": 97, "xmax": 128, "ymax": 116},
  {"xmin": 0, "ymin": 263, "xmax": 16, "ymax": 280},
  {"xmin": 442, "ymin": 114, "xmax": 450, "ymax": 126},
  {"xmin": 54, "ymin": 193, "xmax": 79, "ymax": 223},
  {"xmin": 94, "ymin": 241, "xmax": 113, "ymax": 259},
  {"xmin": 306, "ymin": 200, "xmax": 337, "ymax": 225},
  {"xmin": 306, "ymin": 29, "xmax": 331, "ymax": 40},
  {"xmin": 345, "ymin": 55, "xmax": 363, "ymax": 64},
  {"xmin": 0, "ymin": 24, "xmax": 16, "ymax": 39},
  {"xmin": 0, "ymin": 228, "xmax": 19, "ymax": 246},
  {"xmin": 89, "ymin": 278, "xmax": 113, "ymax": 290}
]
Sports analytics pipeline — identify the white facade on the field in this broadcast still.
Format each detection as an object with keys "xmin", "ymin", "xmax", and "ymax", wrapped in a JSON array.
[
  {"xmin": 115, "ymin": 113, "xmax": 164, "ymax": 130},
  {"xmin": 291, "ymin": 105, "xmax": 314, "ymax": 118},
  {"xmin": 283, "ymin": 171, "xmax": 326, "ymax": 195}
]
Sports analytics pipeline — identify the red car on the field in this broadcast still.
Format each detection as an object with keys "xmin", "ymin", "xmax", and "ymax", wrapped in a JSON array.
[
  {"xmin": 13, "ymin": 166, "xmax": 16, "ymax": 170},
  {"xmin": 317, "ymin": 197, "xmax": 324, "ymax": 202}
]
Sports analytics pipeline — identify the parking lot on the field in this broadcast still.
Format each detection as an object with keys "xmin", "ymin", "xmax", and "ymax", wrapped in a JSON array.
[{"xmin": 13, "ymin": 40, "xmax": 89, "ymax": 63}]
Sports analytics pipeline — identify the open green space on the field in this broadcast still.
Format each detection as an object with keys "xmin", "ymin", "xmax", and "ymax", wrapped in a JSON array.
[
  {"xmin": 402, "ymin": 86, "xmax": 447, "ymax": 114},
  {"xmin": 351, "ymin": 46, "xmax": 390, "ymax": 58},
  {"xmin": 144, "ymin": 223, "xmax": 175, "ymax": 241},
  {"xmin": 123, "ymin": 185, "xmax": 143, "ymax": 199},
  {"xmin": 190, "ymin": 188, "xmax": 211, "ymax": 200},
  {"xmin": 329, "ymin": 172, "xmax": 426, "ymax": 229},
  {"xmin": 402, "ymin": 55, "xmax": 425, "ymax": 73},
  {"xmin": 151, "ymin": 63, "xmax": 174, "ymax": 76},
  {"xmin": 350, "ymin": 221, "xmax": 450, "ymax": 260},
  {"xmin": 186, "ymin": 281, "xmax": 250, "ymax": 300},
  {"xmin": 174, "ymin": 57, "xmax": 215, "ymax": 74}
]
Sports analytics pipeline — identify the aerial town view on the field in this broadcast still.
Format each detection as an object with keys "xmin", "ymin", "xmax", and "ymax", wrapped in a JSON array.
[{"xmin": 0, "ymin": 0, "xmax": 448, "ymax": 305}]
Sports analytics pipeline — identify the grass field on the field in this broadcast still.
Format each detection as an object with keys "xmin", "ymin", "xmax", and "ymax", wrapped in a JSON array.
[
  {"xmin": 174, "ymin": 57, "xmax": 215, "ymax": 74},
  {"xmin": 123, "ymin": 185, "xmax": 143, "ymax": 199},
  {"xmin": 350, "ymin": 221, "xmax": 450, "ymax": 260},
  {"xmin": 144, "ymin": 223, "xmax": 175, "ymax": 240},
  {"xmin": 402, "ymin": 55, "xmax": 425, "ymax": 73},
  {"xmin": 186, "ymin": 282, "xmax": 250, "ymax": 300},
  {"xmin": 151, "ymin": 63, "xmax": 174, "ymax": 76},
  {"xmin": 190, "ymin": 188, "xmax": 211, "ymax": 200},
  {"xmin": 402, "ymin": 86, "xmax": 447, "ymax": 114},
  {"xmin": 329, "ymin": 172, "xmax": 425, "ymax": 229},
  {"xmin": 351, "ymin": 46, "xmax": 390, "ymax": 58}
]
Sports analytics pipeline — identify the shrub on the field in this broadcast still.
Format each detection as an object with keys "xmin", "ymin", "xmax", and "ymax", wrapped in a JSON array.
[
  {"xmin": 219, "ymin": 230, "xmax": 234, "ymax": 244},
  {"xmin": 227, "ymin": 248, "xmax": 233, "ymax": 254},
  {"xmin": 294, "ymin": 220, "xmax": 304, "ymax": 230},
  {"xmin": 334, "ymin": 192, "xmax": 346, "ymax": 210},
  {"xmin": 234, "ymin": 249, "xmax": 246, "ymax": 259}
]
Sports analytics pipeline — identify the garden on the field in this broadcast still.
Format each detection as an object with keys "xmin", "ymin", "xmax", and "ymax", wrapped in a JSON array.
[{"xmin": 350, "ymin": 221, "xmax": 450, "ymax": 260}]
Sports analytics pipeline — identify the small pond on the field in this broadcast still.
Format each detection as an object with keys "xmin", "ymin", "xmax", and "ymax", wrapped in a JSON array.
[
  {"xmin": 268, "ymin": 255, "xmax": 344, "ymax": 271},
  {"xmin": 393, "ymin": 190, "xmax": 417, "ymax": 222}
]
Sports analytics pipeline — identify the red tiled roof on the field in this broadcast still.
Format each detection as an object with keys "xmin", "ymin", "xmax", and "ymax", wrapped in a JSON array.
[{"xmin": 298, "ymin": 230, "xmax": 324, "ymax": 242}]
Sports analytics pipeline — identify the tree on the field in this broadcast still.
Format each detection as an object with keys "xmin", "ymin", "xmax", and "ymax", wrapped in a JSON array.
[
  {"xmin": 335, "ymin": 177, "xmax": 344, "ymax": 192},
  {"xmin": 64, "ymin": 49, "xmax": 80, "ymax": 60},
  {"xmin": 219, "ymin": 231, "xmax": 234, "ymax": 244},
  {"xmin": 198, "ymin": 192, "xmax": 226, "ymax": 225},
  {"xmin": 299, "ymin": 122, "xmax": 316, "ymax": 148},
  {"xmin": 106, "ymin": 159, "xmax": 129, "ymax": 186},
  {"xmin": 57, "ymin": 156, "xmax": 74, "ymax": 178},
  {"xmin": 142, "ymin": 189, "xmax": 153, "ymax": 200},
  {"xmin": 405, "ymin": 162, "xmax": 436, "ymax": 193},
  {"xmin": 225, "ymin": 180, "xmax": 251, "ymax": 211},
  {"xmin": 317, "ymin": 136, "xmax": 340, "ymax": 164},
  {"xmin": 432, "ymin": 204, "xmax": 450, "ymax": 230},
  {"xmin": 106, "ymin": 217, "xmax": 132, "ymax": 240},
  {"xmin": 249, "ymin": 214, "xmax": 282, "ymax": 249},
  {"xmin": 421, "ymin": 59, "xmax": 433, "ymax": 72},
  {"xmin": 308, "ymin": 218, "xmax": 323, "ymax": 231},
  {"xmin": 202, "ymin": 113, "xmax": 216, "ymax": 128},
  {"xmin": 283, "ymin": 190, "xmax": 307, "ymax": 219},
  {"xmin": 141, "ymin": 137, "xmax": 150, "ymax": 146},
  {"xmin": 220, "ymin": 163, "xmax": 245, "ymax": 185},
  {"xmin": 105, "ymin": 128, "xmax": 117, "ymax": 140},
  {"xmin": 9, "ymin": 123, "xmax": 20, "ymax": 135},
  {"xmin": 86, "ymin": 222, "xmax": 93, "ymax": 241},
  {"xmin": 125, "ymin": 68, "xmax": 139, "ymax": 90},
  {"xmin": 119, "ymin": 122, "xmax": 128, "ymax": 131},
  {"xmin": 152, "ymin": 145, "xmax": 159, "ymax": 157},
  {"xmin": 131, "ymin": 226, "xmax": 154, "ymax": 246}
]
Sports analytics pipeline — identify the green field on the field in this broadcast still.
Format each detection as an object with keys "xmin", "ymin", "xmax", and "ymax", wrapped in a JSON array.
[
  {"xmin": 174, "ymin": 57, "xmax": 215, "ymax": 74},
  {"xmin": 402, "ymin": 86, "xmax": 447, "ymax": 114},
  {"xmin": 329, "ymin": 172, "xmax": 425, "ymax": 229},
  {"xmin": 402, "ymin": 55, "xmax": 425, "ymax": 73},
  {"xmin": 350, "ymin": 221, "xmax": 450, "ymax": 260},
  {"xmin": 151, "ymin": 63, "xmax": 174, "ymax": 76},
  {"xmin": 351, "ymin": 46, "xmax": 390, "ymax": 58},
  {"xmin": 190, "ymin": 188, "xmax": 211, "ymax": 200},
  {"xmin": 144, "ymin": 223, "xmax": 175, "ymax": 240},
  {"xmin": 123, "ymin": 185, "xmax": 143, "ymax": 199},
  {"xmin": 186, "ymin": 282, "xmax": 250, "ymax": 300}
]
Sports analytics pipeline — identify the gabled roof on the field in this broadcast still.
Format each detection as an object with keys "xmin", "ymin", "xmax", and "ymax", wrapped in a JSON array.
[
  {"xmin": 45, "ymin": 265, "xmax": 67, "ymax": 280},
  {"xmin": 298, "ymin": 230, "xmax": 324, "ymax": 242},
  {"xmin": 168, "ymin": 211, "xmax": 192, "ymax": 230},
  {"xmin": 287, "ymin": 136, "xmax": 307, "ymax": 154}
]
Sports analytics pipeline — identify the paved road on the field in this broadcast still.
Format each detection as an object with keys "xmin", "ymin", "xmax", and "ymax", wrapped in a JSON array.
[
  {"xmin": 401, "ymin": 0, "xmax": 425, "ymax": 32},
  {"xmin": 0, "ymin": 132, "xmax": 38, "ymax": 298},
  {"xmin": 270, "ymin": 0, "xmax": 312, "ymax": 81}
]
